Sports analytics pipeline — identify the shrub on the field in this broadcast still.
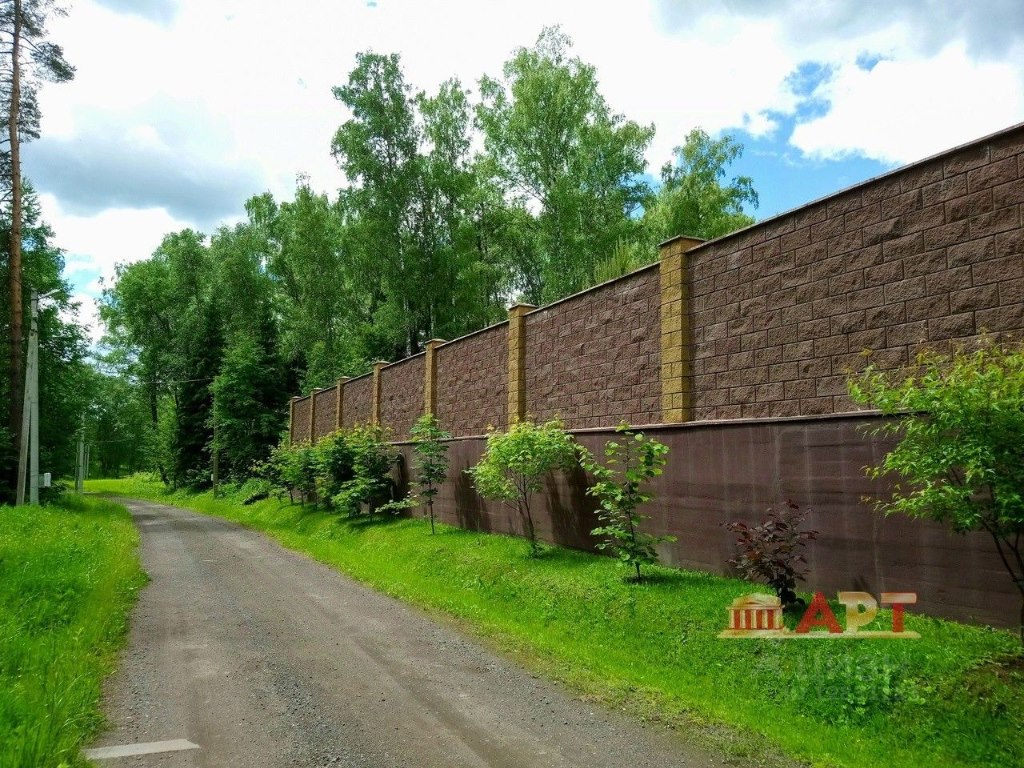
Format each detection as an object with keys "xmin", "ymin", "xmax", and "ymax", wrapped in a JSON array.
[
  {"xmin": 849, "ymin": 340, "xmax": 1024, "ymax": 641},
  {"xmin": 724, "ymin": 501, "xmax": 818, "ymax": 606},
  {"xmin": 468, "ymin": 419, "xmax": 577, "ymax": 555},
  {"xmin": 409, "ymin": 414, "xmax": 451, "ymax": 534},
  {"xmin": 266, "ymin": 438, "xmax": 317, "ymax": 505},
  {"xmin": 330, "ymin": 425, "xmax": 398, "ymax": 516},
  {"xmin": 578, "ymin": 424, "xmax": 675, "ymax": 581},
  {"xmin": 312, "ymin": 430, "xmax": 356, "ymax": 505}
]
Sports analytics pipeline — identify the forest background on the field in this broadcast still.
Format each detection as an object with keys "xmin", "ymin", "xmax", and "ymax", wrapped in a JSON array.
[{"xmin": 0, "ymin": 7, "xmax": 759, "ymax": 496}]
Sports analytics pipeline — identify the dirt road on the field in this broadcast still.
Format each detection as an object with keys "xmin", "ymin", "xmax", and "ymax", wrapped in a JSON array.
[{"xmin": 87, "ymin": 498, "xmax": 728, "ymax": 767}]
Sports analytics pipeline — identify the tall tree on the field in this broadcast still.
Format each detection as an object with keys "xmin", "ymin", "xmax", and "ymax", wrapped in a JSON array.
[
  {"xmin": 0, "ymin": 0, "xmax": 73, "ymax": 477},
  {"xmin": 477, "ymin": 26, "xmax": 654, "ymax": 303},
  {"xmin": 209, "ymin": 217, "xmax": 289, "ymax": 478},
  {"xmin": 332, "ymin": 52, "xmax": 426, "ymax": 358},
  {"xmin": 0, "ymin": 184, "xmax": 88, "ymax": 499},
  {"xmin": 645, "ymin": 128, "xmax": 758, "ymax": 242}
]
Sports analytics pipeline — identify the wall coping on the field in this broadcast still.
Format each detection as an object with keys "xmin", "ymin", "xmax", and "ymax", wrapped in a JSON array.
[
  {"xmin": 524, "ymin": 261, "xmax": 659, "ymax": 318},
  {"xmin": 434, "ymin": 316, "xmax": 510, "ymax": 352},
  {"xmin": 382, "ymin": 350, "xmax": 426, "ymax": 370},
  {"xmin": 389, "ymin": 409, "xmax": 888, "ymax": 445},
  {"xmin": 678, "ymin": 120, "xmax": 1024, "ymax": 257}
]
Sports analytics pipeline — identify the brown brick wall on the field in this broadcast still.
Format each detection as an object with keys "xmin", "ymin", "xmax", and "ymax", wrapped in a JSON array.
[
  {"xmin": 312, "ymin": 388, "xmax": 337, "ymax": 440},
  {"xmin": 379, "ymin": 355, "xmax": 425, "ymax": 440},
  {"xmin": 688, "ymin": 124, "xmax": 1024, "ymax": 420},
  {"xmin": 524, "ymin": 266, "xmax": 661, "ymax": 429},
  {"xmin": 291, "ymin": 397, "xmax": 311, "ymax": 442},
  {"xmin": 435, "ymin": 324, "xmax": 509, "ymax": 436},
  {"xmin": 341, "ymin": 374, "xmax": 373, "ymax": 428}
]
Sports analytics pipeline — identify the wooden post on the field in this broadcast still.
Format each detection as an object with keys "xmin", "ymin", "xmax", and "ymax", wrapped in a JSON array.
[
  {"xmin": 659, "ymin": 235, "xmax": 704, "ymax": 422},
  {"xmin": 335, "ymin": 377, "xmax": 349, "ymax": 431},
  {"xmin": 507, "ymin": 304, "xmax": 535, "ymax": 425},
  {"xmin": 371, "ymin": 362, "xmax": 389, "ymax": 427},
  {"xmin": 423, "ymin": 339, "xmax": 445, "ymax": 417}
]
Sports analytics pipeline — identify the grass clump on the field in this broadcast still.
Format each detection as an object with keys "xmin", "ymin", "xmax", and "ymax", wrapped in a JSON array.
[
  {"xmin": 89, "ymin": 476, "xmax": 1024, "ymax": 768},
  {"xmin": 0, "ymin": 494, "xmax": 145, "ymax": 767}
]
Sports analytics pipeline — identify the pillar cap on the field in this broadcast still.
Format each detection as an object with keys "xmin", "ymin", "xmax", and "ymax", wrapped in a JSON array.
[
  {"xmin": 508, "ymin": 302, "xmax": 537, "ymax": 313},
  {"xmin": 425, "ymin": 338, "xmax": 447, "ymax": 347},
  {"xmin": 658, "ymin": 234, "xmax": 706, "ymax": 250}
]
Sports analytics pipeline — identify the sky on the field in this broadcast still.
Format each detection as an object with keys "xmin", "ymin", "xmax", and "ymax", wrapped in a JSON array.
[{"xmin": 23, "ymin": 0, "xmax": 1024, "ymax": 340}]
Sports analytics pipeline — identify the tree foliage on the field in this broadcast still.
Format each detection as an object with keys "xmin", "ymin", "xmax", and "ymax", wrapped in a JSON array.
[
  {"xmin": 849, "ymin": 342, "xmax": 1024, "ymax": 640},
  {"xmin": 0, "ymin": 185, "xmax": 88, "ymax": 501},
  {"xmin": 645, "ymin": 128, "xmax": 758, "ymax": 242},
  {"xmin": 1, "ymin": 0, "xmax": 73, "ymax": 494},
  {"xmin": 477, "ymin": 27, "xmax": 654, "ymax": 303},
  {"xmin": 468, "ymin": 419, "xmax": 577, "ymax": 555},
  {"xmin": 90, "ymin": 31, "xmax": 760, "ymax": 493}
]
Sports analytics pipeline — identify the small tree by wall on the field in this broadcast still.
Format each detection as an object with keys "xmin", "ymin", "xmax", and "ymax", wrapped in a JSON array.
[
  {"xmin": 409, "ymin": 414, "xmax": 450, "ymax": 533},
  {"xmin": 849, "ymin": 341, "xmax": 1024, "ymax": 641},
  {"xmin": 467, "ymin": 419, "xmax": 577, "ymax": 555},
  {"xmin": 578, "ymin": 424, "xmax": 675, "ymax": 581}
]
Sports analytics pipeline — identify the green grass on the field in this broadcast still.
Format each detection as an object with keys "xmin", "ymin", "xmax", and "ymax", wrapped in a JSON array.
[
  {"xmin": 90, "ymin": 476, "xmax": 1024, "ymax": 768},
  {"xmin": 0, "ymin": 493, "xmax": 145, "ymax": 768}
]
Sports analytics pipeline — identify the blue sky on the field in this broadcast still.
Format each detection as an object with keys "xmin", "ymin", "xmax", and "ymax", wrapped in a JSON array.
[{"xmin": 23, "ymin": 0, "xmax": 1024, "ymax": 338}]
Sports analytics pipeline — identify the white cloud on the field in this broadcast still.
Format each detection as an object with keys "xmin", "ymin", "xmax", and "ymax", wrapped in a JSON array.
[
  {"xmin": 39, "ymin": 193, "xmax": 195, "ymax": 280},
  {"xmin": 790, "ymin": 42, "xmax": 1024, "ymax": 164},
  {"xmin": 20, "ymin": 0, "xmax": 1024, "ymax": 314}
]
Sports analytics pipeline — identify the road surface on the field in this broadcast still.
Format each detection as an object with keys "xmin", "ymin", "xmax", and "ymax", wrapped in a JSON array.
[{"xmin": 87, "ymin": 497, "xmax": 735, "ymax": 767}]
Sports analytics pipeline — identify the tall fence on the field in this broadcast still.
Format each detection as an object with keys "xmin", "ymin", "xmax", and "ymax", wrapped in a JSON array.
[{"xmin": 288, "ymin": 122, "xmax": 1024, "ymax": 627}]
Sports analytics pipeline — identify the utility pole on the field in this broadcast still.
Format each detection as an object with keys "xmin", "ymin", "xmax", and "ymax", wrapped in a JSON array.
[
  {"xmin": 75, "ymin": 413, "xmax": 85, "ymax": 493},
  {"xmin": 211, "ymin": 389, "xmax": 219, "ymax": 498},
  {"xmin": 16, "ymin": 289, "xmax": 57, "ymax": 505},
  {"xmin": 15, "ymin": 289, "xmax": 39, "ymax": 504}
]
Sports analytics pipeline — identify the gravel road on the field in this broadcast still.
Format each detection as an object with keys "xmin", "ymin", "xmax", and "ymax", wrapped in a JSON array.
[{"xmin": 87, "ymin": 497, "xmax": 732, "ymax": 767}]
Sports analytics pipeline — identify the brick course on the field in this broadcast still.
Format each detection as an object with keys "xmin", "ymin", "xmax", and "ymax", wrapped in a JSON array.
[
  {"xmin": 292, "ymin": 397, "xmax": 310, "ymax": 442},
  {"xmin": 379, "ymin": 355, "xmax": 425, "ymax": 440},
  {"xmin": 341, "ymin": 374, "xmax": 373, "ymax": 429},
  {"xmin": 688, "ymin": 123, "xmax": 1024, "ymax": 419},
  {"xmin": 312, "ymin": 388, "xmax": 337, "ymax": 440},
  {"xmin": 435, "ymin": 324, "xmax": 508, "ymax": 436},
  {"xmin": 524, "ymin": 267, "xmax": 661, "ymax": 429}
]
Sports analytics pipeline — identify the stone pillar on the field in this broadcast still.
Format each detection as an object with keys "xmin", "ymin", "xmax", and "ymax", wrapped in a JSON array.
[
  {"xmin": 659, "ymin": 236, "xmax": 704, "ymax": 423},
  {"xmin": 289, "ymin": 396, "xmax": 298, "ymax": 444},
  {"xmin": 423, "ymin": 339, "xmax": 445, "ymax": 416},
  {"xmin": 335, "ymin": 377, "xmax": 350, "ymax": 431},
  {"xmin": 507, "ymin": 303, "xmax": 535, "ymax": 425},
  {"xmin": 308, "ymin": 389, "xmax": 318, "ymax": 442},
  {"xmin": 371, "ymin": 361, "xmax": 389, "ymax": 427}
]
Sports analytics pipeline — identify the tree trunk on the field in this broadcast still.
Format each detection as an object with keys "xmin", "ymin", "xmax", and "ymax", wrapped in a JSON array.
[{"xmin": 6, "ymin": 0, "xmax": 23, "ymax": 470}]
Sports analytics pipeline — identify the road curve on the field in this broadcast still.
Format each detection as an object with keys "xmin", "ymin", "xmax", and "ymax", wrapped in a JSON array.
[{"xmin": 88, "ymin": 497, "xmax": 725, "ymax": 767}]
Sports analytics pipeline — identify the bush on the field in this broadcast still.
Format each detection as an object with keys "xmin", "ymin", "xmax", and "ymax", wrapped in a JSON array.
[
  {"xmin": 849, "ymin": 341, "xmax": 1024, "ymax": 641},
  {"xmin": 578, "ymin": 424, "xmax": 675, "ymax": 581},
  {"xmin": 266, "ymin": 438, "xmax": 318, "ymax": 505},
  {"xmin": 467, "ymin": 419, "xmax": 577, "ymax": 555},
  {"xmin": 329, "ymin": 425, "xmax": 399, "ymax": 516},
  {"xmin": 724, "ymin": 501, "xmax": 818, "ymax": 606},
  {"xmin": 312, "ymin": 431, "xmax": 355, "ymax": 504}
]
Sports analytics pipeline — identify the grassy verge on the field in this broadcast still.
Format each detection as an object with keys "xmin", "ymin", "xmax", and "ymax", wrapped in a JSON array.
[
  {"xmin": 0, "ymin": 494, "xmax": 145, "ymax": 768},
  {"xmin": 90, "ymin": 476, "xmax": 1023, "ymax": 768}
]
